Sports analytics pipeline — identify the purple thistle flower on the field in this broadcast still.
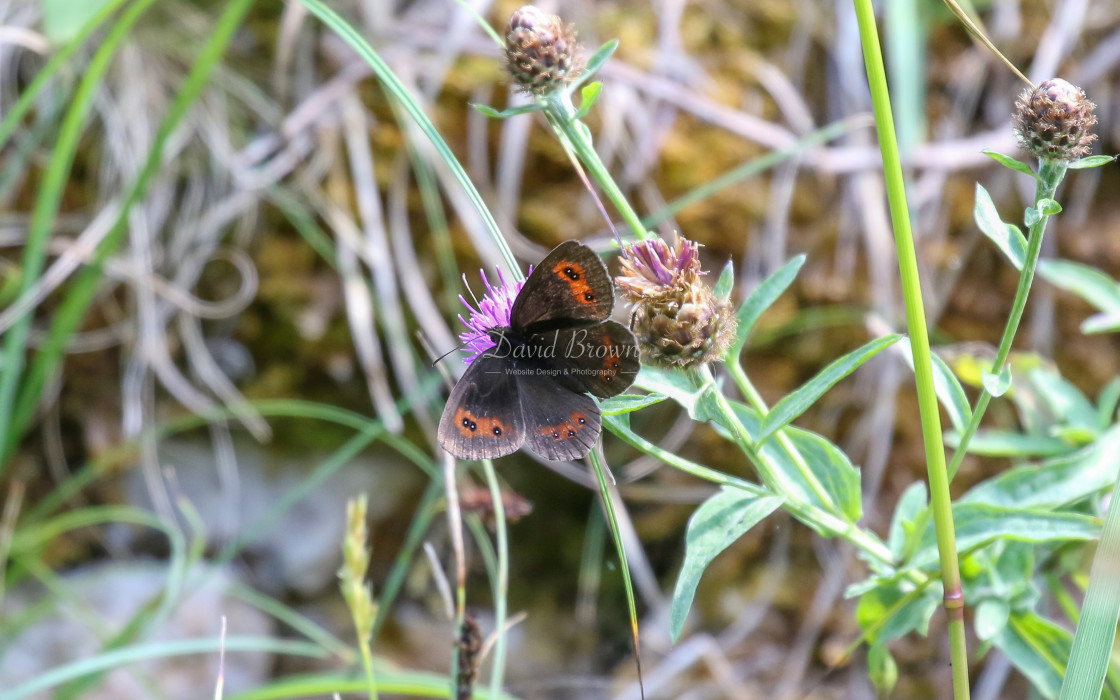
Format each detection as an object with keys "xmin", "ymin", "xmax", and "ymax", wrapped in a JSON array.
[
  {"xmin": 615, "ymin": 233, "xmax": 703, "ymax": 299},
  {"xmin": 457, "ymin": 267, "xmax": 530, "ymax": 366}
]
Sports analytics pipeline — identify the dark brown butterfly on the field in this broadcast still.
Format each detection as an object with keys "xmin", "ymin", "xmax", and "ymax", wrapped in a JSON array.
[{"xmin": 438, "ymin": 241, "xmax": 640, "ymax": 461}]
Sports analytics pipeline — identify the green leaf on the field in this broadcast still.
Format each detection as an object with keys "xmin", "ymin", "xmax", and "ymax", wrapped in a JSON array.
[
  {"xmin": 888, "ymin": 483, "xmax": 928, "ymax": 560},
  {"xmin": 982, "ymin": 365, "xmax": 1012, "ymax": 397},
  {"xmin": 983, "ymin": 149, "xmax": 1038, "ymax": 178},
  {"xmin": 727, "ymin": 254, "xmax": 806, "ymax": 360},
  {"xmin": 573, "ymin": 81, "xmax": 603, "ymax": 120},
  {"xmin": 944, "ymin": 430, "xmax": 1072, "ymax": 458},
  {"xmin": 995, "ymin": 541, "xmax": 1036, "ymax": 591},
  {"xmin": 962, "ymin": 426, "xmax": 1120, "ymax": 509},
  {"xmin": 867, "ymin": 644, "xmax": 898, "ymax": 697},
  {"xmin": 1038, "ymin": 259, "xmax": 1120, "ymax": 315},
  {"xmin": 599, "ymin": 393, "xmax": 666, "ymax": 415},
  {"xmin": 975, "ymin": 598, "xmax": 1010, "ymax": 641},
  {"xmin": 856, "ymin": 582, "xmax": 939, "ymax": 643},
  {"xmin": 1058, "ymin": 452, "xmax": 1120, "ymax": 700},
  {"xmin": 1025, "ymin": 206, "xmax": 1042, "ymax": 227},
  {"xmin": 1037, "ymin": 198, "xmax": 1062, "ymax": 216},
  {"xmin": 1067, "ymin": 154, "xmax": 1116, "ymax": 170},
  {"xmin": 994, "ymin": 611, "xmax": 1070, "ymax": 698},
  {"xmin": 1029, "ymin": 367, "xmax": 1098, "ymax": 431},
  {"xmin": 43, "ymin": 0, "xmax": 116, "ymax": 44},
  {"xmin": 713, "ymin": 259, "xmax": 735, "ymax": 301},
  {"xmin": 472, "ymin": 102, "xmax": 546, "ymax": 119},
  {"xmin": 634, "ymin": 366, "xmax": 703, "ymax": 418},
  {"xmin": 571, "ymin": 39, "xmax": 619, "ymax": 90},
  {"xmin": 670, "ymin": 488, "xmax": 783, "ymax": 641},
  {"xmin": 909, "ymin": 503, "xmax": 1099, "ymax": 570},
  {"xmin": 974, "ymin": 183, "xmax": 1026, "ymax": 270},
  {"xmin": 1097, "ymin": 377, "xmax": 1120, "ymax": 429},
  {"xmin": 786, "ymin": 426, "xmax": 863, "ymax": 523},
  {"xmin": 899, "ymin": 338, "xmax": 973, "ymax": 432},
  {"xmin": 1082, "ymin": 313, "xmax": 1120, "ymax": 335},
  {"xmin": 757, "ymin": 334, "xmax": 901, "ymax": 444},
  {"xmin": 721, "ymin": 401, "xmax": 862, "ymax": 526}
]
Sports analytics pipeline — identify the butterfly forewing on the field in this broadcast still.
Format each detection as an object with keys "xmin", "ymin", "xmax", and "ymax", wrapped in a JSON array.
[
  {"xmin": 532, "ymin": 321, "xmax": 640, "ymax": 398},
  {"xmin": 510, "ymin": 241, "xmax": 614, "ymax": 332},
  {"xmin": 438, "ymin": 355, "xmax": 525, "ymax": 460},
  {"xmin": 519, "ymin": 368, "xmax": 602, "ymax": 461}
]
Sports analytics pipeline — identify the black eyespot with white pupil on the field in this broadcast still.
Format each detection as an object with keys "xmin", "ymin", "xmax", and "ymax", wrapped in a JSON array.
[
  {"xmin": 583, "ymin": 292, "xmax": 594, "ymax": 301},
  {"xmin": 564, "ymin": 267, "xmax": 579, "ymax": 280},
  {"xmin": 492, "ymin": 426, "xmax": 502, "ymax": 436},
  {"xmin": 578, "ymin": 417, "xmax": 586, "ymax": 424}
]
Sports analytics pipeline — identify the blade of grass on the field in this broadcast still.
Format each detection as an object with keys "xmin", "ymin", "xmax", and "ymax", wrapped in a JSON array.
[
  {"xmin": 0, "ymin": 637, "xmax": 327, "ymax": 700},
  {"xmin": 0, "ymin": 0, "xmax": 131, "ymax": 150},
  {"xmin": 0, "ymin": 0, "xmax": 162, "ymax": 469},
  {"xmin": 296, "ymin": 0, "xmax": 518, "ymax": 277},
  {"xmin": 2, "ymin": 0, "xmax": 257, "ymax": 462},
  {"xmin": 1057, "ymin": 469, "xmax": 1120, "ymax": 699},
  {"xmin": 588, "ymin": 448, "xmax": 645, "ymax": 698}
]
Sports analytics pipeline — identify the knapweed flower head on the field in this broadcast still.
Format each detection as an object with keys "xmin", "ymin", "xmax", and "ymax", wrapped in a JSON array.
[
  {"xmin": 1013, "ymin": 78, "xmax": 1097, "ymax": 163},
  {"xmin": 458, "ymin": 267, "xmax": 527, "ymax": 366},
  {"xmin": 616, "ymin": 233, "xmax": 736, "ymax": 368},
  {"xmin": 504, "ymin": 6, "xmax": 581, "ymax": 96}
]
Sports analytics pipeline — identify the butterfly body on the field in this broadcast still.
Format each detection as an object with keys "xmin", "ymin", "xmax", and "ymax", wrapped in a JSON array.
[{"xmin": 438, "ymin": 241, "xmax": 640, "ymax": 461}]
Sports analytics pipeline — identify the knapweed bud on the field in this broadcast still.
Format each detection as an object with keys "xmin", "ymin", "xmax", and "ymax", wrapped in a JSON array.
[
  {"xmin": 504, "ymin": 6, "xmax": 581, "ymax": 96},
  {"xmin": 616, "ymin": 233, "xmax": 736, "ymax": 368},
  {"xmin": 1012, "ymin": 79, "xmax": 1097, "ymax": 162}
]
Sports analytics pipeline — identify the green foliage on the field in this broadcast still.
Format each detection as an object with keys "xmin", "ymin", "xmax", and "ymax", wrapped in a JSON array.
[{"xmin": 669, "ymin": 488, "xmax": 782, "ymax": 641}]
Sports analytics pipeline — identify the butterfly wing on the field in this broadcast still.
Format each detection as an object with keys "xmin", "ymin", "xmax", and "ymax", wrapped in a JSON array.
[
  {"xmin": 519, "ymin": 366, "xmax": 602, "ymax": 461},
  {"xmin": 438, "ymin": 355, "xmax": 524, "ymax": 460},
  {"xmin": 509, "ymin": 241, "xmax": 614, "ymax": 333},
  {"xmin": 533, "ymin": 321, "xmax": 640, "ymax": 398}
]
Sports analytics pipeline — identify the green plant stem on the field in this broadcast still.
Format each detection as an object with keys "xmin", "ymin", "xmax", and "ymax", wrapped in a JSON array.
[
  {"xmin": 946, "ymin": 160, "xmax": 1066, "ymax": 481},
  {"xmin": 356, "ymin": 635, "xmax": 380, "ymax": 700},
  {"xmin": 480, "ymin": 459, "xmax": 509, "ymax": 700},
  {"xmin": 588, "ymin": 448, "xmax": 645, "ymax": 698},
  {"xmin": 704, "ymin": 365, "xmax": 896, "ymax": 566},
  {"xmin": 851, "ymin": 1, "xmax": 970, "ymax": 697},
  {"xmin": 545, "ymin": 93, "xmax": 650, "ymax": 242},
  {"xmin": 723, "ymin": 363, "xmax": 834, "ymax": 513}
]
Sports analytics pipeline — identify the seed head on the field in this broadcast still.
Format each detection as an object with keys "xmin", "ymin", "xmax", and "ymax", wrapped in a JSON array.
[
  {"xmin": 1012, "ymin": 79, "xmax": 1098, "ymax": 163},
  {"xmin": 504, "ymin": 6, "xmax": 582, "ymax": 96},
  {"xmin": 616, "ymin": 233, "xmax": 736, "ymax": 368}
]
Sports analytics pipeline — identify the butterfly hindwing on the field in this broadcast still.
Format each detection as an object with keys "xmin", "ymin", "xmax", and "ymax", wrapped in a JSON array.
[
  {"xmin": 510, "ymin": 241, "xmax": 614, "ymax": 332},
  {"xmin": 438, "ymin": 354, "xmax": 524, "ymax": 460},
  {"xmin": 532, "ymin": 321, "xmax": 640, "ymax": 399},
  {"xmin": 519, "ymin": 366, "xmax": 602, "ymax": 461}
]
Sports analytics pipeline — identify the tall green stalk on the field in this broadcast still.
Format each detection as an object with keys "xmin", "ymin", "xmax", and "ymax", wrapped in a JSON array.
[{"xmin": 852, "ymin": 1, "xmax": 970, "ymax": 697}]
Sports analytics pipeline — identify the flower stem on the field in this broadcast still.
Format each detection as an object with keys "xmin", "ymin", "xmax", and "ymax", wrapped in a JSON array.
[
  {"xmin": 546, "ymin": 93, "xmax": 650, "ymax": 242},
  {"xmin": 946, "ymin": 160, "xmax": 1066, "ymax": 480},
  {"xmin": 852, "ymin": 1, "xmax": 970, "ymax": 697},
  {"xmin": 481, "ymin": 459, "xmax": 509, "ymax": 700}
]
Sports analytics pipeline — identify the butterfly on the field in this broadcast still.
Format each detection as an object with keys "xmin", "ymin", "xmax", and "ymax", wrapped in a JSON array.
[{"xmin": 438, "ymin": 241, "xmax": 640, "ymax": 461}]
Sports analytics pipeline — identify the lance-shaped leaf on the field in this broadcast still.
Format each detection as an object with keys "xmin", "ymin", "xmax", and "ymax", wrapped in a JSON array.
[
  {"xmin": 757, "ymin": 335, "xmax": 901, "ymax": 445},
  {"xmin": 670, "ymin": 488, "xmax": 783, "ymax": 641}
]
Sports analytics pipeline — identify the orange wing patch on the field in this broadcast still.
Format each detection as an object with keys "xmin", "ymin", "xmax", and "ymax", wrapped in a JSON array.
[
  {"xmin": 552, "ymin": 260, "xmax": 596, "ymax": 305},
  {"xmin": 598, "ymin": 336, "xmax": 623, "ymax": 382},
  {"xmin": 539, "ymin": 411, "xmax": 591, "ymax": 441},
  {"xmin": 454, "ymin": 408, "xmax": 508, "ymax": 438}
]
